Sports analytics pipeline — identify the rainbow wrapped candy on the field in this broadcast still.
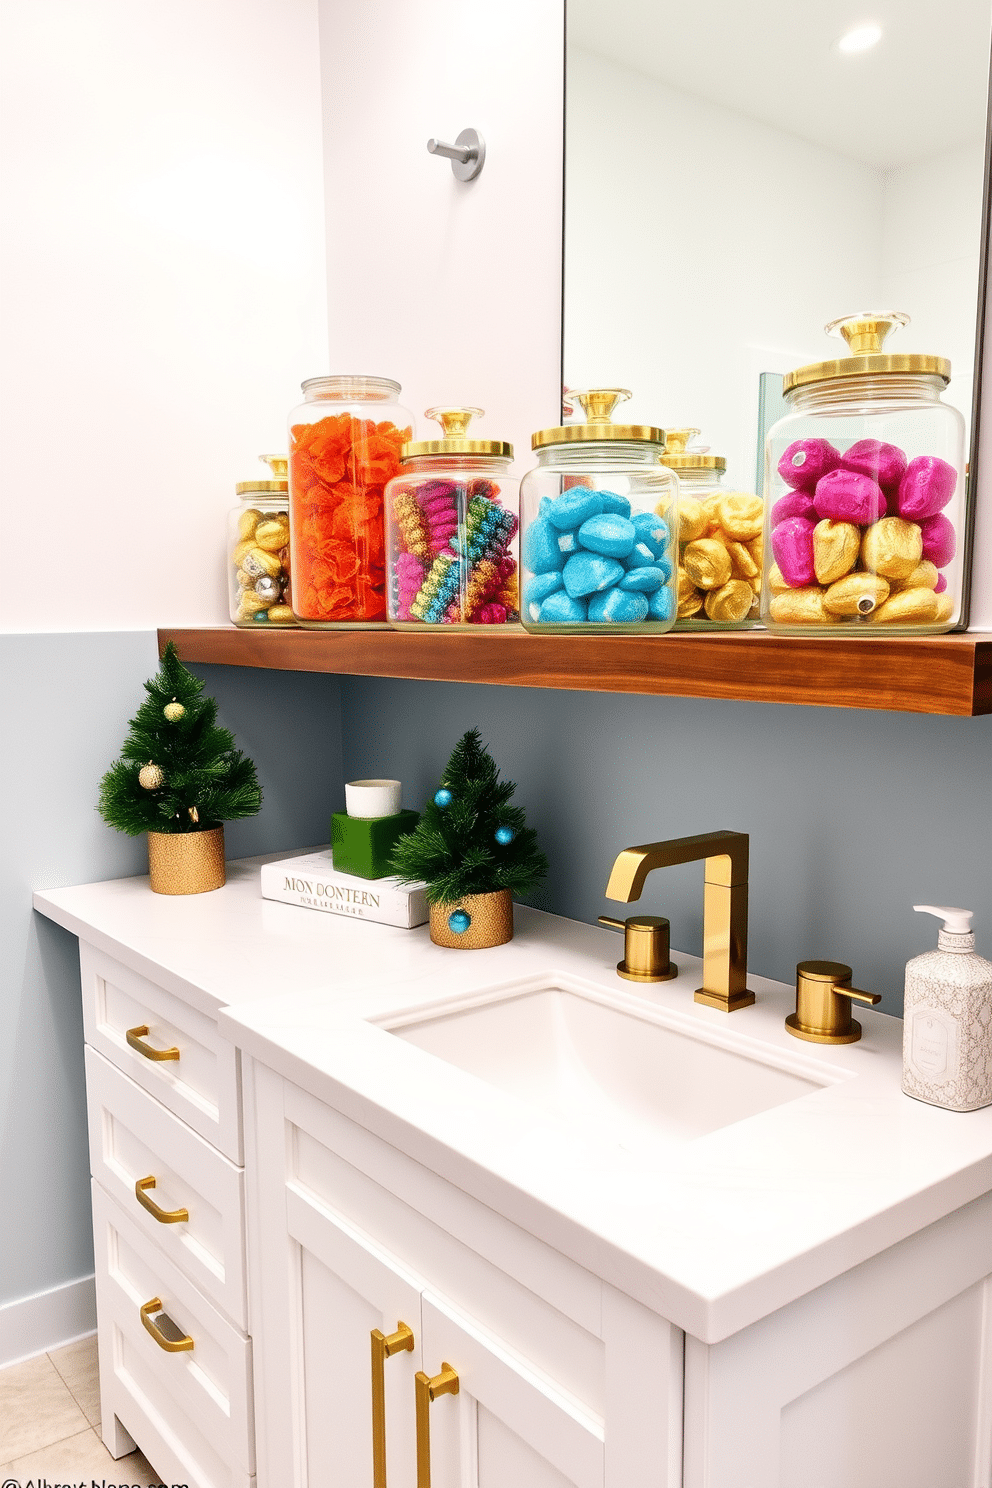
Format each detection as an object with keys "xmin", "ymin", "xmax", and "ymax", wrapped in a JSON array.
[{"xmin": 387, "ymin": 477, "xmax": 519, "ymax": 626}]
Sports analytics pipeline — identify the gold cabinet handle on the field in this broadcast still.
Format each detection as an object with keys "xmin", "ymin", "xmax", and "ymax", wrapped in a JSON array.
[
  {"xmin": 139, "ymin": 1297, "xmax": 194, "ymax": 1353},
  {"xmin": 135, "ymin": 1175, "xmax": 189, "ymax": 1225},
  {"xmin": 415, "ymin": 1363, "xmax": 459, "ymax": 1488},
  {"xmin": 371, "ymin": 1323, "xmax": 415, "ymax": 1488},
  {"xmin": 126, "ymin": 1024, "xmax": 180, "ymax": 1062}
]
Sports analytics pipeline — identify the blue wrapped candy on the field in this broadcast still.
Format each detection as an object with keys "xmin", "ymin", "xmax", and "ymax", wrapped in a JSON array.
[
  {"xmin": 523, "ymin": 516, "xmax": 565, "ymax": 575},
  {"xmin": 547, "ymin": 490, "xmax": 604, "ymax": 531},
  {"xmin": 562, "ymin": 552, "xmax": 625, "ymax": 597},
  {"xmin": 625, "ymin": 541, "xmax": 659, "ymax": 570},
  {"xmin": 631, "ymin": 511, "xmax": 671, "ymax": 556},
  {"xmin": 557, "ymin": 531, "xmax": 581, "ymax": 556},
  {"xmin": 648, "ymin": 586, "xmax": 674, "ymax": 621},
  {"xmin": 619, "ymin": 567, "xmax": 665, "ymax": 593},
  {"xmin": 524, "ymin": 572, "xmax": 563, "ymax": 621},
  {"xmin": 588, "ymin": 587, "xmax": 650, "ymax": 623},
  {"xmin": 577, "ymin": 514, "xmax": 636, "ymax": 559},
  {"xmin": 599, "ymin": 490, "xmax": 632, "ymax": 519},
  {"xmin": 540, "ymin": 590, "xmax": 588, "ymax": 623}
]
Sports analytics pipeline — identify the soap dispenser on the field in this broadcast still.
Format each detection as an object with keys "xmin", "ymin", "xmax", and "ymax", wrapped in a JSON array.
[{"xmin": 902, "ymin": 906, "xmax": 992, "ymax": 1111}]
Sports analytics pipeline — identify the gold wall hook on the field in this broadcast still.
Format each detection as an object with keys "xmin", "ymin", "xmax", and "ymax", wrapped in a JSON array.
[
  {"xmin": 605, "ymin": 831, "xmax": 753, "ymax": 1011},
  {"xmin": 786, "ymin": 960, "xmax": 881, "ymax": 1044}
]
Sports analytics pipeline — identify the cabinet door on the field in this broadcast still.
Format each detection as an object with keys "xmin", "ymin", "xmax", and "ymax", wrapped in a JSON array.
[
  {"xmin": 420, "ymin": 1290, "xmax": 605, "ymax": 1488},
  {"xmin": 287, "ymin": 1187, "xmax": 424, "ymax": 1488}
]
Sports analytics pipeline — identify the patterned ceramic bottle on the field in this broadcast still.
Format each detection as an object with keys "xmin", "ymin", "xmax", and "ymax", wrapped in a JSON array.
[{"xmin": 902, "ymin": 906, "xmax": 992, "ymax": 1111}]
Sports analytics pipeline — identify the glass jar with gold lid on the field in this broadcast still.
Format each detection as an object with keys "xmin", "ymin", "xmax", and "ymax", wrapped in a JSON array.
[
  {"xmin": 760, "ymin": 314, "xmax": 964, "ymax": 633},
  {"xmin": 518, "ymin": 389, "xmax": 678, "ymax": 632},
  {"xmin": 228, "ymin": 455, "xmax": 296, "ymax": 626},
  {"xmin": 661, "ymin": 428, "xmax": 763, "ymax": 629},
  {"xmin": 384, "ymin": 407, "xmax": 519, "ymax": 627}
]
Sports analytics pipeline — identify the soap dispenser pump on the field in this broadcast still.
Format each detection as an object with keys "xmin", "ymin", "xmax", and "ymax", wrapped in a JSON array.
[{"xmin": 902, "ymin": 905, "xmax": 992, "ymax": 1111}]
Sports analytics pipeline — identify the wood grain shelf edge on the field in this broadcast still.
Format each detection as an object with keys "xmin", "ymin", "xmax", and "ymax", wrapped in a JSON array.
[{"xmin": 158, "ymin": 627, "xmax": 992, "ymax": 717}]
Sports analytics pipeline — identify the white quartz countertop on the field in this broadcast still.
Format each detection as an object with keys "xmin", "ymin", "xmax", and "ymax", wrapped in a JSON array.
[{"xmin": 34, "ymin": 854, "xmax": 992, "ymax": 1345}]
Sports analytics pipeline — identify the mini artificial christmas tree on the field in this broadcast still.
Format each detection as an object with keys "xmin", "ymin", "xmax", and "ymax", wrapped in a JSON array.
[
  {"xmin": 99, "ymin": 642, "xmax": 261, "ymax": 894},
  {"xmin": 390, "ymin": 728, "xmax": 547, "ymax": 948}
]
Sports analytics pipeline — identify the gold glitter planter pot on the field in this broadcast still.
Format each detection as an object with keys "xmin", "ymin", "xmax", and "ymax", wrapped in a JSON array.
[
  {"xmin": 147, "ymin": 826, "xmax": 226, "ymax": 896},
  {"xmin": 429, "ymin": 889, "xmax": 513, "ymax": 950}
]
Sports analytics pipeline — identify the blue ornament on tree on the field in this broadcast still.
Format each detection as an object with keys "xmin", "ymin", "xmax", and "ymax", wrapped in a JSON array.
[
  {"xmin": 434, "ymin": 787, "xmax": 453, "ymax": 808},
  {"xmin": 448, "ymin": 908, "xmax": 471, "ymax": 934},
  {"xmin": 494, "ymin": 826, "xmax": 515, "ymax": 846}
]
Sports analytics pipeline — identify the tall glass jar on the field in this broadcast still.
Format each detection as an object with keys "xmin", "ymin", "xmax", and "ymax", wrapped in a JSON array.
[
  {"xmin": 385, "ymin": 408, "xmax": 519, "ymax": 627},
  {"xmin": 761, "ymin": 315, "xmax": 965, "ymax": 633},
  {"xmin": 519, "ymin": 389, "xmax": 678, "ymax": 632},
  {"xmin": 288, "ymin": 376, "xmax": 414, "ymax": 627},
  {"xmin": 228, "ymin": 455, "xmax": 296, "ymax": 626},
  {"xmin": 661, "ymin": 428, "xmax": 763, "ymax": 628}
]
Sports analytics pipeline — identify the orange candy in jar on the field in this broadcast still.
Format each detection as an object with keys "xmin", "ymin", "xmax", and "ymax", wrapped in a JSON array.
[{"xmin": 288, "ymin": 376, "xmax": 414, "ymax": 626}]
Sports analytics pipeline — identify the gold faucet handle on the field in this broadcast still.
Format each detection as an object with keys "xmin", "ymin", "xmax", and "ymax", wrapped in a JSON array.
[
  {"xmin": 786, "ymin": 961, "xmax": 880, "ymax": 1045},
  {"xmin": 598, "ymin": 914, "xmax": 677, "ymax": 984}
]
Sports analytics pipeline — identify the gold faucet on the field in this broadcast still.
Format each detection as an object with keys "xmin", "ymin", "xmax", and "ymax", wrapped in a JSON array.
[{"xmin": 603, "ymin": 832, "xmax": 754, "ymax": 1012}]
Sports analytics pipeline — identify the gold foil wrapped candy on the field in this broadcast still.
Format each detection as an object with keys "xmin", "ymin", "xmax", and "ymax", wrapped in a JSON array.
[
  {"xmin": 813, "ymin": 520, "xmax": 860, "ymax": 585},
  {"xmin": 715, "ymin": 493, "xmax": 764, "ymax": 541},
  {"xmin": 870, "ymin": 588, "xmax": 940, "ymax": 624},
  {"xmin": 683, "ymin": 538, "xmax": 732, "ymax": 591},
  {"xmin": 823, "ymin": 572, "xmax": 890, "ymax": 616},
  {"xmin": 254, "ymin": 517, "xmax": 289, "ymax": 552},
  {"xmin": 768, "ymin": 587, "xmax": 831, "ymax": 624},
  {"xmin": 675, "ymin": 497, "xmax": 708, "ymax": 544},
  {"xmin": 704, "ymin": 579, "xmax": 754, "ymax": 623},
  {"xmin": 896, "ymin": 560, "xmax": 940, "ymax": 591},
  {"xmin": 861, "ymin": 517, "xmax": 923, "ymax": 581},
  {"xmin": 727, "ymin": 540, "xmax": 759, "ymax": 580}
]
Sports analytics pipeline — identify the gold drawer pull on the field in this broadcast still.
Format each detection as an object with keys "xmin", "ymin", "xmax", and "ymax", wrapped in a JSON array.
[
  {"xmin": 139, "ymin": 1297, "xmax": 193, "ymax": 1353},
  {"xmin": 415, "ymin": 1363, "xmax": 459, "ymax": 1488},
  {"xmin": 126, "ymin": 1024, "xmax": 180, "ymax": 1062},
  {"xmin": 135, "ymin": 1175, "xmax": 189, "ymax": 1225},
  {"xmin": 371, "ymin": 1322, "xmax": 415, "ymax": 1488}
]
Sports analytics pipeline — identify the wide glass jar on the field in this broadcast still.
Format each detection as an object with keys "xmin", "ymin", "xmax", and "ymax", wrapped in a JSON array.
[
  {"xmin": 519, "ymin": 389, "xmax": 678, "ymax": 632},
  {"xmin": 288, "ymin": 375, "xmax": 413, "ymax": 627},
  {"xmin": 228, "ymin": 455, "xmax": 296, "ymax": 626},
  {"xmin": 661, "ymin": 428, "xmax": 763, "ymax": 628},
  {"xmin": 761, "ymin": 315, "xmax": 965, "ymax": 633},
  {"xmin": 385, "ymin": 407, "xmax": 519, "ymax": 627}
]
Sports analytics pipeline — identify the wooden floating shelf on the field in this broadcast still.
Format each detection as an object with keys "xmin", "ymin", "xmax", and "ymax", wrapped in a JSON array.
[{"xmin": 159, "ymin": 626, "xmax": 992, "ymax": 716}]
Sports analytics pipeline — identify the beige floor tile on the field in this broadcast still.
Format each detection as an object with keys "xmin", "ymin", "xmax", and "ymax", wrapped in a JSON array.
[
  {"xmin": 0, "ymin": 1351, "xmax": 89, "ymax": 1461},
  {"xmin": 49, "ymin": 1332, "xmax": 102, "ymax": 1426},
  {"xmin": 0, "ymin": 1424, "xmax": 165, "ymax": 1485}
]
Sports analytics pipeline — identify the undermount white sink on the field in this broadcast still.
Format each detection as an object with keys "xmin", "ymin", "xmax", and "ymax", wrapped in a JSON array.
[{"xmin": 384, "ymin": 978, "xmax": 832, "ymax": 1151}]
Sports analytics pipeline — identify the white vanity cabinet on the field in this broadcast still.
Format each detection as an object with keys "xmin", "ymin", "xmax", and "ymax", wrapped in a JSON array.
[
  {"xmin": 244, "ymin": 1064, "xmax": 682, "ymax": 1488},
  {"xmin": 77, "ymin": 940, "xmax": 255, "ymax": 1488}
]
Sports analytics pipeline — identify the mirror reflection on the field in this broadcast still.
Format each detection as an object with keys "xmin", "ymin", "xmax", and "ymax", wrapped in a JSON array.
[{"xmin": 564, "ymin": 0, "xmax": 992, "ymax": 490}]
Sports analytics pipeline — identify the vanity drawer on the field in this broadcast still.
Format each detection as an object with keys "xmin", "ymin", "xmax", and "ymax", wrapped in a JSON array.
[
  {"xmin": 92, "ymin": 1181, "xmax": 254, "ymax": 1487},
  {"xmin": 86, "ymin": 1046, "xmax": 247, "ymax": 1328},
  {"xmin": 81, "ymin": 942, "xmax": 242, "ymax": 1162}
]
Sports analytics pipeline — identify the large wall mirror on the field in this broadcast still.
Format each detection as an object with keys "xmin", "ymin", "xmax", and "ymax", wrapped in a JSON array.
[{"xmin": 563, "ymin": 0, "xmax": 992, "ymax": 500}]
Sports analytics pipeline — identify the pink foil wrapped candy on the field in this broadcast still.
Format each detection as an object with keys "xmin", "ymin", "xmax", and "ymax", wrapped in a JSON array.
[
  {"xmin": 896, "ymin": 455, "xmax": 957, "ymax": 521},
  {"xmin": 935, "ymin": 573, "xmax": 948, "ymax": 593},
  {"xmin": 918, "ymin": 512, "xmax": 956, "ymax": 569},
  {"xmin": 841, "ymin": 439, "xmax": 907, "ymax": 495},
  {"xmin": 814, "ymin": 469, "xmax": 886, "ymax": 526},
  {"xmin": 771, "ymin": 490, "xmax": 816, "ymax": 525},
  {"xmin": 777, "ymin": 439, "xmax": 841, "ymax": 492},
  {"xmin": 771, "ymin": 516, "xmax": 816, "ymax": 588}
]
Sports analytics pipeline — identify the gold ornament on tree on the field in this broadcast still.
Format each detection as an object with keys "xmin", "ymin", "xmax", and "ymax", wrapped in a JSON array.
[
  {"xmin": 138, "ymin": 762, "xmax": 165, "ymax": 790},
  {"xmin": 163, "ymin": 700, "xmax": 186, "ymax": 722}
]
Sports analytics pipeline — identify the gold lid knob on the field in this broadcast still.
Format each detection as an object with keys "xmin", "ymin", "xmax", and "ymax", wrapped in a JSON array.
[
  {"xmin": 261, "ymin": 454, "xmax": 289, "ymax": 479},
  {"xmin": 662, "ymin": 427, "xmax": 701, "ymax": 455},
  {"xmin": 825, "ymin": 312, "xmax": 910, "ymax": 356},
  {"xmin": 424, "ymin": 406, "xmax": 485, "ymax": 438},
  {"xmin": 566, "ymin": 388, "xmax": 631, "ymax": 424},
  {"xmin": 400, "ymin": 406, "xmax": 512, "ymax": 461},
  {"xmin": 235, "ymin": 453, "xmax": 289, "ymax": 494}
]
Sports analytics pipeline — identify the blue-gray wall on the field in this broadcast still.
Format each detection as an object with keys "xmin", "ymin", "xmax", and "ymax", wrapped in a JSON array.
[
  {"xmin": 5, "ymin": 635, "xmax": 991, "ymax": 1342},
  {"xmin": 1, "ymin": 633, "xmax": 342, "ymax": 1324},
  {"xmin": 338, "ymin": 677, "xmax": 992, "ymax": 1012}
]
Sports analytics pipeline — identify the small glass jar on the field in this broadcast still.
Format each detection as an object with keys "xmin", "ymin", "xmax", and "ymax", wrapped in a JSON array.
[
  {"xmin": 228, "ymin": 455, "xmax": 296, "ymax": 626},
  {"xmin": 519, "ymin": 389, "xmax": 678, "ymax": 632},
  {"xmin": 385, "ymin": 407, "xmax": 519, "ymax": 627},
  {"xmin": 761, "ymin": 314, "xmax": 965, "ymax": 633},
  {"xmin": 661, "ymin": 428, "xmax": 763, "ymax": 628},
  {"xmin": 288, "ymin": 375, "xmax": 414, "ymax": 627}
]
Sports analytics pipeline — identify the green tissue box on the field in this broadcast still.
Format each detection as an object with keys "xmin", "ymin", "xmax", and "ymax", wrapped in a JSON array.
[{"xmin": 330, "ymin": 809, "xmax": 420, "ymax": 880}]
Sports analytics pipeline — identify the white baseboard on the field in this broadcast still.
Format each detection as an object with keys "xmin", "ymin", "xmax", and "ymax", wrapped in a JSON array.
[{"xmin": 0, "ymin": 1274, "xmax": 97, "ymax": 1367}]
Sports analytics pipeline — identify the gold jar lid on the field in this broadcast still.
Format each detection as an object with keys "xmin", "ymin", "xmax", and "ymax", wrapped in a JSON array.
[
  {"xmin": 236, "ymin": 453, "xmax": 289, "ymax": 494},
  {"xmin": 659, "ymin": 427, "xmax": 726, "ymax": 471},
  {"xmin": 401, "ymin": 406, "xmax": 513, "ymax": 460},
  {"xmin": 532, "ymin": 388, "xmax": 665, "ymax": 449},
  {"xmin": 783, "ymin": 313, "xmax": 950, "ymax": 394}
]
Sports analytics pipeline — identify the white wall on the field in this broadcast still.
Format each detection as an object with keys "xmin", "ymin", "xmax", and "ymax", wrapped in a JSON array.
[
  {"xmin": 0, "ymin": 0, "xmax": 329, "ymax": 632},
  {"xmin": 316, "ymin": 0, "xmax": 565, "ymax": 471},
  {"xmin": 564, "ymin": 48, "xmax": 885, "ymax": 489}
]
